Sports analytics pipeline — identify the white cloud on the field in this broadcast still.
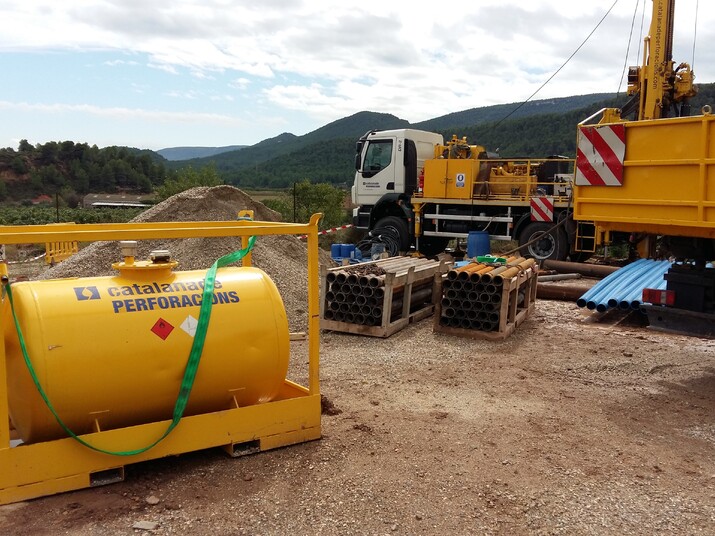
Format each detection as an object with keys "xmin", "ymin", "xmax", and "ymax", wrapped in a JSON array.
[{"xmin": 0, "ymin": 0, "xmax": 712, "ymax": 148}]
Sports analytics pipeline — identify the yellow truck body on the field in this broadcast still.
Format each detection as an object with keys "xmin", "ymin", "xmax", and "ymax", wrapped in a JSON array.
[{"xmin": 573, "ymin": 112, "xmax": 715, "ymax": 239}]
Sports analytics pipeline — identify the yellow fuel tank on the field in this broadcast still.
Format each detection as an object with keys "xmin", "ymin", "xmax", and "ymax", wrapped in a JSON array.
[{"xmin": 4, "ymin": 258, "xmax": 290, "ymax": 444}]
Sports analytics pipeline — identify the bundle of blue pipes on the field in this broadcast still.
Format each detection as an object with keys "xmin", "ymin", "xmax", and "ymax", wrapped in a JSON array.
[{"xmin": 576, "ymin": 259, "xmax": 672, "ymax": 313}]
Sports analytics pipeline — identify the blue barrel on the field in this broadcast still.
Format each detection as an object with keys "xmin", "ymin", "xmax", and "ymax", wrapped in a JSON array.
[
  {"xmin": 331, "ymin": 243, "xmax": 343, "ymax": 258},
  {"xmin": 341, "ymin": 244, "xmax": 356, "ymax": 259},
  {"xmin": 467, "ymin": 231, "xmax": 490, "ymax": 258}
]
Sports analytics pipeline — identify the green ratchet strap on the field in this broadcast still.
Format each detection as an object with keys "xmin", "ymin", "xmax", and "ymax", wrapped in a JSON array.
[{"xmin": 4, "ymin": 235, "xmax": 257, "ymax": 456}]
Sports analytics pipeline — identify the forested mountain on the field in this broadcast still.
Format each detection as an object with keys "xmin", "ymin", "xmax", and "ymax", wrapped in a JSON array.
[
  {"xmin": 215, "ymin": 84, "xmax": 715, "ymax": 188},
  {"xmin": 0, "ymin": 140, "xmax": 169, "ymax": 204},
  {"xmin": 157, "ymin": 145, "xmax": 246, "ymax": 161},
  {"xmin": 168, "ymin": 111, "xmax": 409, "ymax": 174},
  {"xmin": 2, "ymin": 85, "xmax": 714, "ymax": 201},
  {"xmin": 414, "ymin": 93, "xmax": 616, "ymax": 132}
]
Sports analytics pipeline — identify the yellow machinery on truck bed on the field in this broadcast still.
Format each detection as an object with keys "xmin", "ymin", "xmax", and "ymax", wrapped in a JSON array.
[{"xmin": 0, "ymin": 214, "xmax": 323, "ymax": 505}]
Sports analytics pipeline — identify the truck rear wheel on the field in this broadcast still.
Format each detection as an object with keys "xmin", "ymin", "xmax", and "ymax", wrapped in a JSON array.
[
  {"xmin": 518, "ymin": 222, "xmax": 569, "ymax": 261},
  {"xmin": 373, "ymin": 216, "xmax": 411, "ymax": 254}
]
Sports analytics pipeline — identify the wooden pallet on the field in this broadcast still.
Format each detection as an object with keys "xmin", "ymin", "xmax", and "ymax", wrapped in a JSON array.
[
  {"xmin": 433, "ymin": 264, "xmax": 537, "ymax": 341},
  {"xmin": 320, "ymin": 258, "xmax": 448, "ymax": 338}
]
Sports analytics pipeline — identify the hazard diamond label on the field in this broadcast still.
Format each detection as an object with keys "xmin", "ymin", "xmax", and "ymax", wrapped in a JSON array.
[
  {"xmin": 180, "ymin": 315, "xmax": 198, "ymax": 337},
  {"xmin": 531, "ymin": 197, "xmax": 554, "ymax": 222},
  {"xmin": 575, "ymin": 124, "xmax": 626, "ymax": 186},
  {"xmin": 151, "ymin": 318, "xmax": 174, "ymax": 340}
]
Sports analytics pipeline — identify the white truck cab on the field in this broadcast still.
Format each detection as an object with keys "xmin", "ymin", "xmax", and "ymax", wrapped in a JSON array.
[{"xmin": 351, "ymin": 129, "xmax": 443, "ymax": 228}]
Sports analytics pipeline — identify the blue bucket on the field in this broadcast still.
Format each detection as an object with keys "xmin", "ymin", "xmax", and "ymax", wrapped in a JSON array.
[
  {"xmin": 331, "ymin": 243, "xmax": 343, "ymax": 258},
  {"xmin": 467, "ymin": 231, "xmax": 490, "ymax": 258}
]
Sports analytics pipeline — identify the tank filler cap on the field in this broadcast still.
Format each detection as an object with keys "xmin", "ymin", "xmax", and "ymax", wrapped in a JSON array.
[
  {"xmin": 120, "ymin": 240, "xmax": 138, "ymax": 259},
  {"xmin": 150, "ymin": 250, "xmax": 172, "ymax": 263}
]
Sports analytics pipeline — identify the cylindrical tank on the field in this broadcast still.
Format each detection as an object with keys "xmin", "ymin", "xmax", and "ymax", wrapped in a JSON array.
[
  {"xmin": 4, "ymin": 257, "xmax": 290, "ymax": 444},
  {"xmin": 467, "ymin": 230, "xmax": 490, "ymax": 258}
]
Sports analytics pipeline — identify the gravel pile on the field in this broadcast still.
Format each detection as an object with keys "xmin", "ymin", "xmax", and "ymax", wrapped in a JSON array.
[{"xmin": 40, "ymin": 185, "xmax": 333, "ymax": 331}]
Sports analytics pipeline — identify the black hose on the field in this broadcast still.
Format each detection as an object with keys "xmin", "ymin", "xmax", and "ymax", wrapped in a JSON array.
[{"xmin": 357, "ymin": 224, "xmax": 402, "ymax": 258}]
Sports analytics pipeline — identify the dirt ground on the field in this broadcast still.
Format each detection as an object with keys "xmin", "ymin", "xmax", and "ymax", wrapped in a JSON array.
[{"xmin": 1, "ymin": 298, "xmax": 714, "ymax": 535}]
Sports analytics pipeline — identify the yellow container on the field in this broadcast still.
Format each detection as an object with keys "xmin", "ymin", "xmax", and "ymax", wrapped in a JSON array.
[
  {"xmin": 4, "ymin": 261, "xmax": 289, "ymax": 444},
  {"xmin": 574, "ymin": 113, "xmax": 715, "ymax": 238}
]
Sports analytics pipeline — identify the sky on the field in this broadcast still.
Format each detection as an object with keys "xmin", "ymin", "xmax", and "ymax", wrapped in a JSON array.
[{"xmin": 0, "ymin": 0, "xmax": 713, "ymax": 151}]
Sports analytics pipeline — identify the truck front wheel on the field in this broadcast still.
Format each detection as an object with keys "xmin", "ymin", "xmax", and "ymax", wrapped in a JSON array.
[
  {"xmin": 518, "ymin": 222, "xmax": 569, "ymax": 261},
  {"xmin": 373, "ymin": 216, "xmax": 411, "ymax": 254},
  {"xmin": 418, "ymin": 236, "xmax": 449, "ymax": 257}
]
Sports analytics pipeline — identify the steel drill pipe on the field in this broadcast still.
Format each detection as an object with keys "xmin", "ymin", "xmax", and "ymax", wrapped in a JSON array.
[
  {"xmin": 480, "ymin": 265, "xmax": 510, "ymax": 282},
  {"xmin": 456, "ymin": 263, "xmax": 487, "ymax": 281},
  {"xmin": 543, "ymin": 259, "xmax": 620, "ymax": 278},
  {"xmin": 537, "ymin": 283, "xmax": 593, "ymax": 302},
  {"xmin": 481, "ymin": 257, "xmax": 527, "ymax": 283},
  {"xmin": 493, "ymin": 259, "xmax": 536, "ymax": 285},
  {"xmin": 537, "ymin": 273, "xmax": 582, "ymax": 282},
  {"xmin": 366, "ymin": 276, "xmax": 381, "ymax": 288},
  {"xmin": 469, "ymin": 266, "xmax": 497, "ymax": 282}
]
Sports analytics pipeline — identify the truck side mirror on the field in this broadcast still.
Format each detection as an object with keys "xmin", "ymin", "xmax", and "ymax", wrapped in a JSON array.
[{"xmin": 354, "ymin": 153, "xmax": 361, "ymax": 171}]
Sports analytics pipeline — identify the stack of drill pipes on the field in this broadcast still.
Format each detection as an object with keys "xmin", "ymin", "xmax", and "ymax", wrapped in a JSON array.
[
  {"xmin": 619, "ymin": 260, "xmax": 671, "ymax": 309},
  {"xmin": 576, "ymin": 259, "xmax": 649, "ymax": 310}
]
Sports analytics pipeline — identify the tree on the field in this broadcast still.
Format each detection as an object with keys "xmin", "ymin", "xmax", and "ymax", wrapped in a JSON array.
[
  {"xmin": 155, "ymin": 164, "xmax": 223, "ymax": 200},
  {"xmin": 265, "ymin": 180, "xmax": 348, "ymax": 229}
]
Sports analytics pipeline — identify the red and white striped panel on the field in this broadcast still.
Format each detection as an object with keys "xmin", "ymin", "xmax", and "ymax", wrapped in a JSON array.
[
  {"xmin": 575, "ymin": 124, "xmax": 626, "ymax": 186},
  {"xmin": 531, "ymin": 196, "xmax": 554, "ymax": 222}
]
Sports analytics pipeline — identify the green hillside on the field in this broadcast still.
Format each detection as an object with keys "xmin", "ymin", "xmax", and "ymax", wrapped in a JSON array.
[{"xmin": 3, "ymin": 85, "xmax": 715, "ymax": 201}]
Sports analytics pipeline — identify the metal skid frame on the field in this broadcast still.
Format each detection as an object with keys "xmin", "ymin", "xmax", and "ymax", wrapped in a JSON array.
[{"xmin": 0, "ymin": 214, "xmax": 323, "ymax": 505}]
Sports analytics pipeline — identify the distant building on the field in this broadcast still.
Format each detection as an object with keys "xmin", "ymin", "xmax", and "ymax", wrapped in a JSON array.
[
  {"xmin": 32, "ymin": 194, "xmax": 54, "ymax": 205},
  {"xmin": 82, "ymin": 193, "xmax": 155, "ymax": 208}
]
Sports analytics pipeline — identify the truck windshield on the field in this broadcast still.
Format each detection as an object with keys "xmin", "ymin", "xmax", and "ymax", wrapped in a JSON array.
[{"xmin": 363, "ymin": 140, "xmax": 393, "ymax": 172}]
